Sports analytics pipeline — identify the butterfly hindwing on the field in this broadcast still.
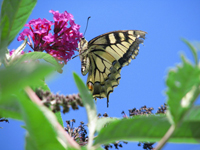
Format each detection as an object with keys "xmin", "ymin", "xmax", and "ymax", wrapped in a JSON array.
[{"xmin": 79, "ymin": 30, "xmax": 146, "ymax": 106}]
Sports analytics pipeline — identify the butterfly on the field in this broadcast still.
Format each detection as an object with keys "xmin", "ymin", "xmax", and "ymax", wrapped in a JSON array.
[{"xmin": 78, "ymin": 30, "xmax": 146, "ymax": 107}]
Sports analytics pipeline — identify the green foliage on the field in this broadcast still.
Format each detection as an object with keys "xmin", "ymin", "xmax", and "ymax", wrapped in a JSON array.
[
  {"xmin": 0, "ymin": 1, "xmax": 66, "ymax": 149},
  {"xmin": 184, "ymin": 106, "xmax": 200, "ymax": 121},
  {"xmin": 0, "ymin": 96, "xmax": 22, "ymax": 120},
  {"xmin": 182, "ymin": 38, "xmax": 198, "ymax": 65},
  {"xmin": 73, "ymin": 72, "xmax": 98, "ymax": 149},
  {"xmin": 13, "ymin": 52, "xmax": 63, "ymax": 73},
  {"xmin": 94, "ymin": 114, "xmax": 200, "ymax": 146},
  {"xmin": 55, "ymin": 111, "xmax": 64, "ymax": 127},
  {"xmin": 0, "ymin": 62, "xmax": 68, "ymax": 149},
  {"xmin": 18, "ymin": 94, "xmax": 67, "ymax": 150},
  {"xmin": 0, "ymin": 62, "xmax": 53, "ymax": 119},
  {"xmin": 95, "ymin": 117, "xmax": 118, "ymax": 133},
  {"xmin": 0, "ymin": 63, "xmax": 53, "ymax": 97},
  {"xmin": 166, "ymin": 50, "xmax": 200, "ymax": 124},
  {"xmin": 0, "ymin": 0, "xmax": 37, "ymax": 57}
]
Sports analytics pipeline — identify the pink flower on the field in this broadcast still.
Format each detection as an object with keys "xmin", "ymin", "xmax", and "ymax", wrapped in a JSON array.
[{"xmin": 17, "ymin": 10, "xmax": 83, "ymax": 64}]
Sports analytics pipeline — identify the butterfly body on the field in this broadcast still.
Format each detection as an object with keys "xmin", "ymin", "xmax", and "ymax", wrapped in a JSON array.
[{"xmin": 78, "ymin": 30, "xmax": 146, "ymax": 106}]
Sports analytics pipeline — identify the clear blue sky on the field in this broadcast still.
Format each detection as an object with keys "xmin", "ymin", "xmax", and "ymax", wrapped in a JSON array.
[{"xmin": 1, "ymin": 0, "xmax": 200, "ymax": 149}]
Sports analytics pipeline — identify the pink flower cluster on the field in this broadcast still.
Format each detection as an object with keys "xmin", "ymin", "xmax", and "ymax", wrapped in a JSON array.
[{"xmin": 17, "ymin": 10, "xmax": 83, "ymax": 64}]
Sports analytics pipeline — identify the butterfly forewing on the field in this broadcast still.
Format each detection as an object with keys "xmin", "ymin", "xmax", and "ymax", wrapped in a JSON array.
[{"xmin": 79, "ymin": 30, "xmax": 146, "ymax": 106}]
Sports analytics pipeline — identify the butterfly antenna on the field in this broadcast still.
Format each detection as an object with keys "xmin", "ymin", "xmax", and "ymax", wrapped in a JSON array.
[
  {"xmin": 70, "ymin": 17, "xmax": 91, "ymax": 61},
  {"xmin": 83, "ymin": 16, "xmax": 91, "ymax": 36},
  {"xmin": 71, "ymin": 55, "xmax": 79, "ymax": 59}
]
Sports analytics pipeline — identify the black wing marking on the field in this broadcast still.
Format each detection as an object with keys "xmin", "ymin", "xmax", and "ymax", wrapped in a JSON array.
[{"xmin": 86, "ymin": 30, "xmax": 146, "ymax": 106}]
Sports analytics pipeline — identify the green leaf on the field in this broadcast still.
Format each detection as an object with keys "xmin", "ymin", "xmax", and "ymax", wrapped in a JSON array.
[
  {"xmin": 182, "ymin": 38, "xmax": 198, "ymax": 65},
  {"xmin": 184, "ymin": 105, "xmax": 200, "ymax": 122},
  {"xmin": 25, "ymin": 132, "xmax": 38, "ymax": 150},
  {"xmin": 0, "ymin": 0, "xmax": 37, "ymax": 56},
  {"xmin": 31, "ymin": 79, "xmax": 50, "ymax": 92},
  {"xmin": 13, "ymin": 52, "xmax": 63, "ymax": 73},
  {"xmin": 166, "ymin": 55, "xmax": 200, "ymax": 124},
  {"xmin": 173, "ymin": 121, "xmax": 200, "ymax": 143},
  {"xmin": 0, "ymin": 63, "xmax": 54, "ymax": 97},
  {"xmin": 0, "ymin": 95, "xmax": 22, "ymax": 120},
  {"xmin": 96, "ymin": 117, "xmax": 118, "ymax": 133},
  {"xmin": 0, "ymin": 61, "xmax": 69, "ymax": 149},
  {"xmin": 55, "ymin": 112, "xmax": 64, "ymax": 127},
  {"xmin": 73, "ymin": 72, "xmax": 97, "ymax": 149},
  {"xmin": 0, "ymin": 63, "xmax": 54, "ymax": 120},
  {"xmin": 29, "ymin": 79, "xmax": 64, "ymax": 127},
  {"xmin": 18, "ymin": 94, "xmax": 67, "ymax": 150},
  {"xmin": 78, "ymin": 146, "xmax": 104, "ymax": 150},
  {"xmin": 0, "ymin": 15, "xmax": 9, "ymax": 58},
  {"xmin": 94, "ymin": 115, "xmax": 200, "ymax": 146},
  {"xmin": 29, "ymin": 84, "xmax": 64, "ymax": 128},
  {"xmin": 0, "ymin": 93, "xmax": 69, "ymax": 149},
  {"xmin": 94, "ymin": 147, "xmax": 104, "ymax": 150}
]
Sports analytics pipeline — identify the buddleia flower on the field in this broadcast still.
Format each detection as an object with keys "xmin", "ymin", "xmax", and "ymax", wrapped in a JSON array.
[{"xmin": 18, "ymin": 10, "xmax": 83, "ymax": 64}]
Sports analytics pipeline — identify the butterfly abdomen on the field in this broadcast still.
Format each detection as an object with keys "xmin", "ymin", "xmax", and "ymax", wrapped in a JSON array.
[{"xmin": 80, "ymin": 56, "xmax": 90, "ymax": 75}]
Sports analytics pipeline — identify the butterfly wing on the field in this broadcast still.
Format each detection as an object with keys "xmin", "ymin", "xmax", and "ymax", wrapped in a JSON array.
[{"xmin": 84, "ymin": 30, "xmax": 146, "ymax": 106}]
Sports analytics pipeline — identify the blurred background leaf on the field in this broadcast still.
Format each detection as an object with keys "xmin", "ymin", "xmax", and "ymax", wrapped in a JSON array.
[{"xmin": 0, "ymin": 0, "xmax": 37, "ymax": 58}]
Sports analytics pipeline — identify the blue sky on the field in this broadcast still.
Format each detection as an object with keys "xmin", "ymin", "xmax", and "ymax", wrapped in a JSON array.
[{"xmin": 1, "ymin": 0, "xmax": 200, "ymax": 149}]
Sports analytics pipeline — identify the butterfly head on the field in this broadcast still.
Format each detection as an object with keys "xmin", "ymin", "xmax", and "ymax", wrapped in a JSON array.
[
  {"xmin": 78, "ymin": 37, "xmax": 88, "ymax": 54},
  {"xmin": 78, "ymin": 37, "xmax": 90, "ymax": 76}
]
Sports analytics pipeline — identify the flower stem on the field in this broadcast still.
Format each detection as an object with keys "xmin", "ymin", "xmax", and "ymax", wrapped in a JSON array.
[
  {"xmin": 154, "ymin": 125, "xmax": 175, "ymax": 150},
  {"xmin": 25, "ymin": 86, "xmax": 80, "ymax": 149}
]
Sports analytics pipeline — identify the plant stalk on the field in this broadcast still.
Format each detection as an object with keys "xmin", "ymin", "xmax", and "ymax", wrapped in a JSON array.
[{"xmin": 154, "ymin": 125, "xmax": 175, "ymax": 150}]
